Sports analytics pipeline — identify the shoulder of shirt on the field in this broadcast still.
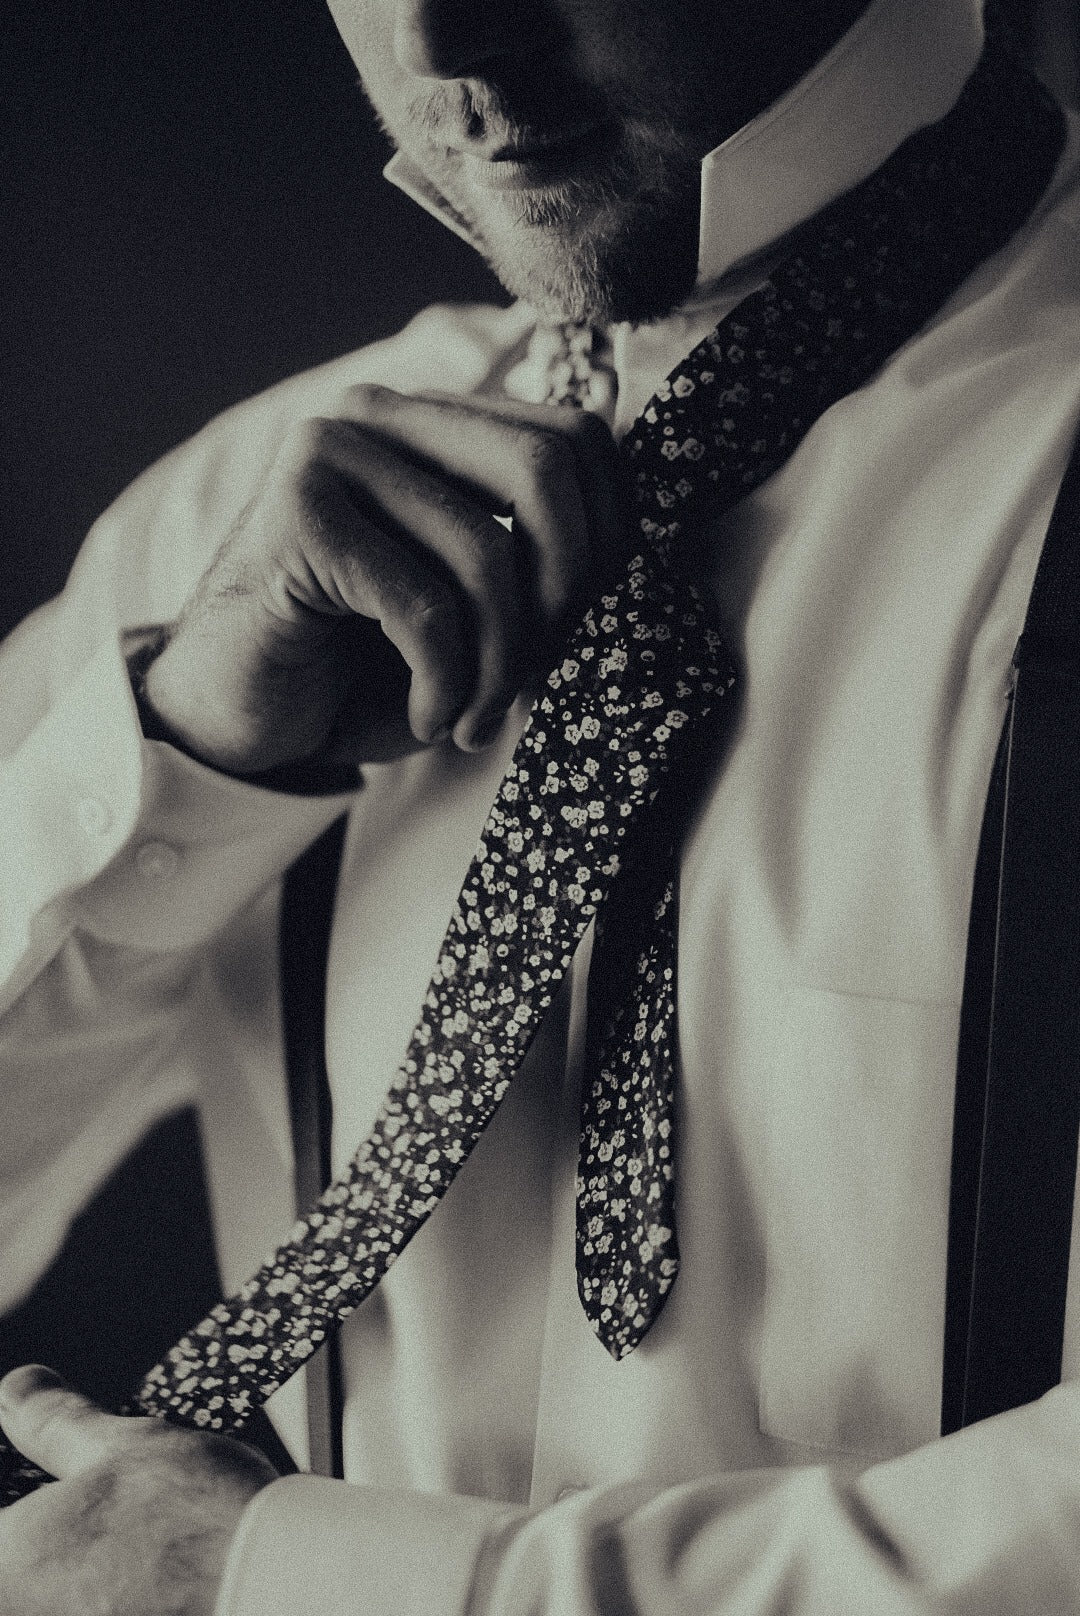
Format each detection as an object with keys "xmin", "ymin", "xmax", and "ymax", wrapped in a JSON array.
[{"xmin": 983, "ymin": 102, "xmax": 1080, "ymax": 331}]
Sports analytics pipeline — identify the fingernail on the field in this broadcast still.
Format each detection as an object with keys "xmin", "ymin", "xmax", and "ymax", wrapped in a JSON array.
[{"xmin": 0, "ymin": 1365, "xmax": 61, "ymax": 1411}]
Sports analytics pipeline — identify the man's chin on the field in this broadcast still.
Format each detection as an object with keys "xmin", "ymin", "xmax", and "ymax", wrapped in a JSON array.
[
  {"xmin": 444, "ymin": 168, "xmax": 703, "ymax": 327},
  {"xmin": 476, "ymin": 208, "xmax": 701, "ymax": 326}
]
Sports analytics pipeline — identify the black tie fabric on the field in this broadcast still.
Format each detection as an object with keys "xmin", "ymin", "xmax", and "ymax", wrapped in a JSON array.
[{"xmin": 0, "ymin": 40, "xmax": 1065, "ymax": 1503}]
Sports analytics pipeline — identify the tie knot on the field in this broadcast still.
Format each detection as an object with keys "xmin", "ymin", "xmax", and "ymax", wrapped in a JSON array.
[{"xmin": 503, "ymin": 321, "xmax": 617, "ymax": 416}]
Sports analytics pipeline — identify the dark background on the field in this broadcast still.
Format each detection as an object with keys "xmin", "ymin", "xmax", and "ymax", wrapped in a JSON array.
[{"xmin": 1, "ymin": 0, "xmax": 500, "ymax": 639}]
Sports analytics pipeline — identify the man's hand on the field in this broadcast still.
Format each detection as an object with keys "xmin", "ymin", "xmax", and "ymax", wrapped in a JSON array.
[
  {"xmin": 142, "ymin": 387, "xmax": 624, "ymax": 774},
  {"xmin": 0, "ymin": 1365, "xmax": 276, "ymax": 1616}
]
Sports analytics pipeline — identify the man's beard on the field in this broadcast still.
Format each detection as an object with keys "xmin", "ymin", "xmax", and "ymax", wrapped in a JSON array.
[
  {"xmin": 384, "ymin": 81, "xmax": 706, "ymax": 326},
  {"xmin": 453, "ymin": 152, "xmax": 704, "ymax": 326}
]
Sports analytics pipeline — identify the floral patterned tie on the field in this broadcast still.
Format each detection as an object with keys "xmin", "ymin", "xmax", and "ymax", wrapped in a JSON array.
[{"xmin": 0, "ymin": 39, "xmax": 1065, "ymax": 1501}]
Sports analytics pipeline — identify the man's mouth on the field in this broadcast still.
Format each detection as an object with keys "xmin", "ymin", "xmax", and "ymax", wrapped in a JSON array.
[{"xmin": 453, "ymin": 119, "xmax": 618, "ymax": 192}]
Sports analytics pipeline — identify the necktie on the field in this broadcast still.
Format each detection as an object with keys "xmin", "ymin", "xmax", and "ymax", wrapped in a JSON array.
[{"xmin": 0, "ymin": 39, "xmax": 1065, "ymax": 1502}]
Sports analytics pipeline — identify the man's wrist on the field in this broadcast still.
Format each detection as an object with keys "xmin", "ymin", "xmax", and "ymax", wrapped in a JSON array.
[{"xmin": 124, "ymin": 627, "xmax": 359, "ymax": 797}]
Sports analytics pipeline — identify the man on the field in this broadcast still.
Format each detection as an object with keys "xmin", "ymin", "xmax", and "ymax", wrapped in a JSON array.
[{"xmin": 1, "ymin": 0, "xmax": 1079, "ymax": 1611}]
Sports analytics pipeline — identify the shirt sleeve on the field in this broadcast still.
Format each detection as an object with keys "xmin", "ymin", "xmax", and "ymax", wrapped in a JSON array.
[
  {"xmin": 0, "ymin": 368, "xmax": 361, "ymax": 1311},
  {"xmin": 0, "ymin": 296, "xmax": 532, "ymax": 990},
  {"xmin": 0, "ymin": 298, "xmax": 532, "ymax": 1310},
  {"xmin": 0, "ymin": 349, "xmax": 376, "ymax": 1002},
  {"xmin": 216, "ymin": 1382, "xmax": 1080, "ymax": 1616},
  {"xmin": 0, "ymin": 623, "xmax": 354, "ymax": 995},
  {"xmin": 0, "ymin": 575, "xmax": 355, "ymax": 1319}
]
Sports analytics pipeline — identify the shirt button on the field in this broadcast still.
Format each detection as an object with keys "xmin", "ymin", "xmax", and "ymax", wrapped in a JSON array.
[
  {"xmin": 135, "ymin": 840, "xmax": 180, "ymax": 880},
  {"xmin": 76, "ymin": 796, "xmax": 113, "ymax": 836}
]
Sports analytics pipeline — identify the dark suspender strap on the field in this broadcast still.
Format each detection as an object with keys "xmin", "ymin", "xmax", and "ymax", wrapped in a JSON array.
[
  {"xmin": 943, "ymin": 422, "xmax": 1080, "ymax": 1433},
  {"xmin": 280, "ymin": 814, "xmax": 349, "ymax": 1477}
]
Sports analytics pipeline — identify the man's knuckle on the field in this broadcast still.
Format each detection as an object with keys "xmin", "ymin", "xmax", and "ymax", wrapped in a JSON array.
[
  {"xmin": 313, "ymin": 414, "xmax": 366, "ymax": 462},
  {"xmin": 409, "ymin": 588, "xmax": 458, "ymax": 639},
  {"xmin": 290, "ymin": 461, "xmax": 339, "ymax": 540},
  {"xmin": 430, "ymin": 501, "xmax": 505, "ymax": 585},
  {"xmin": 29, "ymin": 1394, "xmax": 88, "ymax": 1452},
  {"xmin": 521, "ymin": 430, "xmax": 570, "ymax": 491},
  {"xmin": 286, "ymin": 415, "xmax": 334, "ymax": 467},
  {"xmin": 342, "ymin": 381, "xmax": 395, "ymax": 418},
  {"xmin": 429, "ymin": 488, "xmax": 473, "ymax": 542},
  {"xmin": 69, "ymin": 1464, "xmax": 120, "ymax": 1531},
  {"xmin": 466, "ymin": 529, "xmax": 514, "ymax": 593}
]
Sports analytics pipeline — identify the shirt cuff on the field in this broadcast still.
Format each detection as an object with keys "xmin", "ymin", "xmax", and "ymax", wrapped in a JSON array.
[
  {"xmin": 215, "ymin": 1476, "xmax": 527, "ymax": 1616},
  {"xmin": 855, "ymin": 1383, "xmax": 1080, "ymax": 1609},
  {"xmin": 77, "ymin": 730, "xmax": 356, "ymax": 949},
  {"xmin": 1, "ymin": 631, "xmax": 358, "ymax": 968}
]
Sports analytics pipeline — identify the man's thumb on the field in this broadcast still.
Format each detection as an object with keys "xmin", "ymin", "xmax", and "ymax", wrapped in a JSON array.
[{"xmin": 0, "ymin": 1364, "xmax": 136, "ymax": 1479}]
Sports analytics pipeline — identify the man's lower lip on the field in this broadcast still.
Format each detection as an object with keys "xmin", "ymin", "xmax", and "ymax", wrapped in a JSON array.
[{"xmin": 460, "ymin": 124, "xmax": 615, "ymax": 191}]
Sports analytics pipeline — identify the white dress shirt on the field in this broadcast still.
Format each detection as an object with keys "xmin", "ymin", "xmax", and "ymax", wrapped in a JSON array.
[{"xmin": 3, "ymin": 0, "xmax": 1080, "ymax": 1609}]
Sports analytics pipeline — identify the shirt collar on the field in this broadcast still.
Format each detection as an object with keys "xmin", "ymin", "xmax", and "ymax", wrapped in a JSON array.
[
  {"xmin": 386, "ymin": 0, "xmax": 984, "ymax": 294},
  {"xmin": 698, "ymin": 0, "xmax": 984, "ymax": 285}
]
